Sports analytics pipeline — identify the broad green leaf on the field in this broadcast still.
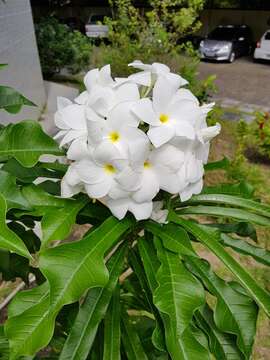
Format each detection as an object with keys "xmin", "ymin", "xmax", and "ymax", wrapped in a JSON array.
[
  {"xmin": 121, "ymin": 312, "xmax": 148, "ymax": 360},
  {"xmin": 103, "ymin": 285, "xmax": 121, "ymax": 360},
  {"xmin": 138, "ymin": 236, "xmax": 210, "ymax": 360},
  {"xmin": 40, "ymin": 216, "xmax": 133, "ymax": 312},
  {"xmin": 153, "ymin": 237, "xmax": 205, "ymax": 337},
  {"xmin": 0, "ymin": 250, "xmax": 30, "ymax": 283},
  {"xmin": 195, "ymin": 304, "xmax": 244, "ymax": 360},
  {"xmin": 0, "ymin": 170, "xmax": 29, "ymax": 210},
  {"xmin": 59, "ymin": 243, "xmax": 127, "ymax": 360},
  {"xmin": 0, "ymin": 85, "xmax": 36, "ymax": 113},
  {"xmin": 145, "ymin": 221, "xmax": 196, "ymax": 257},
  {"xmin": 0, "ymin": 120, "xmax": 63, "ymax": 167},
  {"xmin": 170, "ymin": 213, "xmax": 270, "ymax": 317},
  {"xmin": 186, "ymin": 257, "xmax": 257, "ymax": 359},
  {"xmin": 41, "ymin": 197, "xmax": 88, "ymax": 248},
  {"xmin": 2, "ymin": 158, "xmax": 62, "ymax": 183},
  {"xmin": 204, "ymin": 157, "xmax": 230, "ymax": 171},
  {"xmin": 22, "ymin": 184, "xmax": 69, "ymax": 208},
  {"xmin": 0, "ymin": 64, "xmax": 8, "ymax": 70},
  {"xmin": 220, "ymin": 233, "xmax": 270, "ymax": 266},
  {"xmin": 176, "ymin": 205, "xmax": 270, "ymax": 226},
  {"xmin": 186, "ymin": 193, "xmax": 270, "ymax": 219},
  {"xmin": 0, "ymin": 194, "xmax": 31, "ymax": 259},
  {"xmin": 0, "ymin": 326, "xmax": 9, "ymax": 360},
  {"xmin": 5, "ymin": 283, "xmax": 55, "ymax": 360},
  {"xmin": 202, "ymin": 182, "xmax": 254, "ymax": 198}
]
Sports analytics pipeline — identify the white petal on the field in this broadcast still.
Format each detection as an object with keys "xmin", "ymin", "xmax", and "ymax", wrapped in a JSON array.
[
  {"xmin": 147, "ymin": 126, "xmax": 175, "ymax": 147},
  {"xmin": 128, "ymin": 60, "xmax": 152, "ymax": 71},
  {"xmin": 201, "ymin": 102, "xmax": 215, "ymax": 115},
  {"xmin": 116, "ymin": 166, "xmax": 142, "ymax": 191},
  {"xmin": 198, "ymin": 123, "xmax": 221, "ymax": 143},
  {"xmin": 152, "ymin": 62, "xmax": 170, "ymax": 74},
  {"xmin": 179, "ymin": 179, "xmax": 203, "ymax": 202},
  {"xmin": 106, "ymin": 197, "xmax": 129, "ymax": 219},
  {"xmin": 84, "ymin": 68, "xmax": 99, "ymax": 92},
  {"xmin": 63, "ymin": 164, "xmax": 81, "ymax": 186},
  {"xmin": 132, "ymin": 170, "xmax": 159, "ymax": 203},
  {"xmin": 57, "ymin": 97, "xmax": 72, "ymax": 110},
  {"xmin": 131, "ymin": 98, "xmax": 158, "ymax": 125},
  {"xmin": 99, "ymin": 64, "xmax": 114, "ymax": 86},
  {"xmin": 174, "ymin": 121, "xmax": 196, "ymax": 140},
  {"xmin": 67, "ymin": 137, "xmax": 91, "ymax": 161},
  {"xmin": 128, "ymin": 71, "xmax": 151, "ymax": 87},
  {"xmin": 173, "ymin": 88, "xmax": 199, "ymax": 105},
  {"xmin": 165, "ymin": 73, "xmax": 188, "ymax": 89},
  {"xmin": 59, "ymin": 130, "xmax": 86, "ymax": 147},
  {"xmin": 75, "ymin": 159, "xmax": 105, "ymax": 184},
  {"xmin": 108, "ymin": 183, "xmax": 130, "ymax": 200},
  {"xmin": 57, "ymin": 104, "xmax": 87, "ymax": 130},
  {"xmin": 128, "ymin": 200, "xmax": 153, "ymax": 220},
  {"xmin": 108, "ymin": 102, "xmax": 139, "ymax": 129},
  {"xmin": 168, "ymin": 100, "xmax": 200, "ymax": 126},
  {"xmin": 123, "ymin": 127, "xmax": 150, "ymax": 164},
  {"xmin": 85, "ymin": 177, "xmax": 112, "ymax": 198},
  {"xmin": 150, "ymin": 144, "xmax": 184, "ymax": 171},
  {"xmin": 74, "ymin": 91, "xmax": 89, "ymax": 105},
  {"xmin": 61, "ymin": 180, "xmax": 82, "ymax": 198},
  {"xmin": 150, "ymin": 201, "xmax": 168, "ymax": 224},
  {"xmin": 115, "ymin": 83, "xmax": 140, "ymax": 103},
  {"xmin": 157, "ymin": 170, "xmax": 182, "ymax": 194},
  {"xmin": 93, "ymin": 141, "xmax": 122, "ymax": 165},
  {"xmin": 153, "ymin": 77, "xmax": 176, "ymax": 114}
]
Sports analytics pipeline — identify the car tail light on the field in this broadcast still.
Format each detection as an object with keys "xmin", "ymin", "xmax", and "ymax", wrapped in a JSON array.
[{"xmin": 256, "ymin": 41, "xmax": 261, "ymax": 48}]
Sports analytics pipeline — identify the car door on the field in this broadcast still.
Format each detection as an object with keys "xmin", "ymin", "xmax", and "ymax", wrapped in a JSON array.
[{"xmin": 261, "ymin": 31, "xmax": 270, "ymax": 56}]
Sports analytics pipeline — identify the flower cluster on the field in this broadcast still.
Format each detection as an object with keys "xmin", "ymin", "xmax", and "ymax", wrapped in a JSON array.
[{"xmin": 55, "ymin": 61, "xmax": 220, "ymax": 221}]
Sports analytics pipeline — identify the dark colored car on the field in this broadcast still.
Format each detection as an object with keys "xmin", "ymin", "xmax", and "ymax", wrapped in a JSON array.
[
  {"xmin": 59, "ymin": 17, "xmax": 85, "ymax": 34},
  {"xmin": 199, "ymin": 25, "xmax": 252, "ymax": 62}
]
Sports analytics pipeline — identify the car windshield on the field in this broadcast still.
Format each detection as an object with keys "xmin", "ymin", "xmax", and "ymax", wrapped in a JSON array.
[
  {"xmin": 208, "ymin": 27, "xmax": 236, "ymax": 40},
  {"xmin": 265, "ymin": 32, "xmax": 270, "ymax": 40},
  {"xmin": 89, "ymin": 15, "xmax": 106, "ymax": 24}
]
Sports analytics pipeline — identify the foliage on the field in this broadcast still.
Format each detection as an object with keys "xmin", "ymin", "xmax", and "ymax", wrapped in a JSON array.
[
  {"xmin": 35, "ymin": 17, "xmax": 92, "ymax": 77},
  {"xmin": 0, "ymin": 70, "xmax": 270, "ymax": 360}
]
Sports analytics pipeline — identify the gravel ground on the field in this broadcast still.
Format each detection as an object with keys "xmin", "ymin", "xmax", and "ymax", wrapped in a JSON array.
[{"xmin": 198, "ymin": 56, "xmax": 270, "ymax": 109}]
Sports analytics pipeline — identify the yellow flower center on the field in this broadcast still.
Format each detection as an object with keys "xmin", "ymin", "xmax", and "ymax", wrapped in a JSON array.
[
  {"xmin": 104, "ymin": 164, "xmax": 116, "ymax": 173},
  {"xmin": 159, "ymin": 113, "xmax": 169, "ymax": 124},
  {"xmin": 109, "ymin": 131, "xmax": 120, "ymax": 142},
  {"xmin": 144, "ymin": 161, "xmax": 151, "ymax": 169}
]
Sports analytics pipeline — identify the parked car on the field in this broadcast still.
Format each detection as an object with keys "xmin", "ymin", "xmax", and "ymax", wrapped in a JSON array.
[
  {"xmin": 254, "ymin": 30, "xmax": 270, "ymax": 61},
  {"xmin": 62, "ymin": 17, "xmax": 85, "ymax": 33},
  {"xmin": 85, "ymin": 13, "xmax": 111, "ymax": 38},
  {"xmin": 199, "ymin": 25, "xmax": 252, "ymax": 63}
]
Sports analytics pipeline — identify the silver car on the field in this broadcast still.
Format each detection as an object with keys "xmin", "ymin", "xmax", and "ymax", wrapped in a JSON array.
[{"xmin": 199, "ymin": 25, "xmax": 252, "ymax": 63}]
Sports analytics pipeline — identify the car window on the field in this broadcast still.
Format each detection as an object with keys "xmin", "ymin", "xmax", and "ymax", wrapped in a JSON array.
[
  {"xmin": 89, "ymin": 15, "xmax": 106, "ymax": 24},
  {"xmin": 208, "ymin": 27, "xmax": 236, "ymax": 41},
  {"xmin": 265, "ymin": 32, "xmax": 270, "ymax": 40}
]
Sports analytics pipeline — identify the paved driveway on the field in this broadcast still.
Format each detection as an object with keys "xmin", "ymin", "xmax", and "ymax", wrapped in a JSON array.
[{"xmin": 198, "ymin": 57, "xmax": 270, "ymax": 109}]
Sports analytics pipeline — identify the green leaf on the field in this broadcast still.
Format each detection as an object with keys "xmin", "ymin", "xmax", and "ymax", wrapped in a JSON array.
[
  {"xmin": 5, "ymin": 283, "xmax": 55, "ymax": 360},
  {"xmin": 0, "ymin": 64, "xmax": 8, "ymax": 70},
  {"xmin": 202, "ymin": 182, "xmax": 254, "ymax": 198},
  {"xmin": 204, "ymin": 157, "xmax": 230, "ymax": 171},
  {"xmin": 0, "ymin": 170, "xmax": 30, "ymax": 210},
  {"xmin": 171, "ymin": 213, "xmax": 270, "ymax": 317},
  {"xmin": 22, "ymin": 184, "xmax": 69, "ymax": 208},
  {"xmin": 121, "ymin": 312, "xmax": 148, "ymax": 360},
  {"xmin": 186, "ymin": 257, "xmax": 257, "ymax": 359},
  {"xmin": 0, "ymin": 85, "xmax": 36, "ymax": 113},
  {"xmin": 153, "ymin": 237, "xmax": 205, "ymax": 337},
  {"xmin": 40, "ymin": 216, "xmax": 133, "ymax": 312},
  {"xmin": 176, "ymin": 205, "xmax": 270, "ymax": 226},
  {"xmin": 103, "ymin": 285, "xmax": 121, "ymax": 360},
  {"xmin": 195, "ymin": 304, "xmax": 244, "ymax": 360},
  {"xmin": 186, "ymin": 193, "xmax": 270, "ymax": 219},
  {"xmin": 138, "ymin": 236, "xmax": 210, "ymax": 360},
  {"xmin": 220, "ymin": 233, "xmax": 270, "ymax": 266},
  {"xmin": 0, "ymin": 120, "xmax": 63, "ymax": 167},
  {"xmin": 2, "ymin": 158, "xmax": 62, "ymax": 183},
  {"xmin": 59, "ymin": 243, "xmax": 127, "ymax": 360},
  {"xmin": 41, "ymin": 197, "xmax": 88, "ymax": 248},
  {"xmin": 145, "ymin": 221, "xmax": 196, "ymax": 257},
  {"xmin": 0, "ymin": 194, "xmax": 31, "ymax": 259},
  {"xmin": 207, "ymin": 222, "xmax": 257, "ymax": 242},
  {"xmin": 0, "ymin": 326, "xmax": 9, "ymax": 360}
]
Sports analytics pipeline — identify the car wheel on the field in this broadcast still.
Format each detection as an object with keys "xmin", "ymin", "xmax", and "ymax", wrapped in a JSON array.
[{"xmin": 229, "ymin": 51, "xmax": 236, "ymax": 63}]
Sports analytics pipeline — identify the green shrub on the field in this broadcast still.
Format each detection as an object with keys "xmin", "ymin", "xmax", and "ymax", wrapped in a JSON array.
[{"xmin": 35, "ymin": 17, "xmax": 92, "ymax": 77}]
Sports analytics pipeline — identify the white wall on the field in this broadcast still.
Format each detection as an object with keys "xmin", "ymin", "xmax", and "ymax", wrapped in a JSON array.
[{"xmin": 0, "ymin": 0, "xmax": 46, "ymax": 124}]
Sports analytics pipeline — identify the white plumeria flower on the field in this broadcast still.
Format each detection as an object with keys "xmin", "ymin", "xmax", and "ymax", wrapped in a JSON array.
[
  {"xmin": 54, "ymin": 97, "xmax": 87, "ymax": 147},
  {"xmin": 75, "ymin": 65, "xmax": 140, "ymax": 117},
  {"xmin": 61, "ymin": 163, "xmax": 84, "ymax": 198},
  {"xmin": 128, "ymin": 60, "xmax": 188, "ymax": 89},
  {"xmin": 73, "ymin": 143, "xmax": 128, "ymax": 199},
  {"xmin": 132, "ymin": 76, "xmax": 203, "ymax": 147},
  {"xmin": 150, "ymin": 201, "xmax": 168, "ymax": 224},
  {"xmin": 86, "ymin": 102, "xmax": 150, "ymax": 163},
  {"xmin": 106, "ymin": 196, "xmax": 153, "ymax": 220},
  {"xmin": 117, "ymin": 144, "xmax": 185, "ymax": 203}
]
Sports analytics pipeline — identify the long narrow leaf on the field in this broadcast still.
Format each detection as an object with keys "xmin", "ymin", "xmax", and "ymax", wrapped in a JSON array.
[
  {"xmin": 170, "ymin": 213, "xmax": 270, "ymax": 317},
  {"xmin": 59, "ymin": 243, "xmax": 127, "ymax": 360}
]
